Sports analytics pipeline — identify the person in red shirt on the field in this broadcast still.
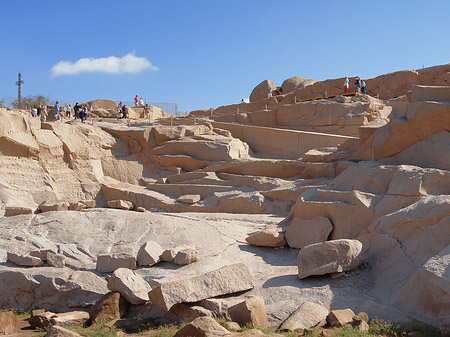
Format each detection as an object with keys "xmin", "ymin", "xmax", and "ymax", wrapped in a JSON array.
[{"xmin": 134, "ymin": 95, "xmax": 138, "ymax": 106}]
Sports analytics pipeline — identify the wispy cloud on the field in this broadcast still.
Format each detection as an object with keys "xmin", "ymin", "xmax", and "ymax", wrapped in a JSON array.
[{"xmin": 51, "ymin": 53, "xmax": 158, "ymax": 77}]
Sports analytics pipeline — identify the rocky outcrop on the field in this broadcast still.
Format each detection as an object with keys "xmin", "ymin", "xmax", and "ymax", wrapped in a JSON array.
[
  {"xmin": 279, "ymin": 301, "xmax": 329, "ymax": 331},
  {"xmin": 249, "ymin": 80, "xmax": 277, "ymax": 102}
]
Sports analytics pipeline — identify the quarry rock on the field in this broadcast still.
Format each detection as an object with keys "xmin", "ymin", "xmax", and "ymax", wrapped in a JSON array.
[
  {"xmin": 7, "ymin": 252, "xmax": 43, "ymax": 267},
  {"xmin": 46, "ymin": 252, "xmax": 65, "ymax": 268},
  {"xmin": 137, "ymin": 240, "xmax": 163, "ymax": 266},
  {"xmin": 45, "ymin": 325, "xmax": 82, "ymax": 337},
  {"xmin": 285, "ymin": 216, "xmax": 333, "ymax": 249},
  {"xmin": 177, "ymin": 194, "xmax": 201, "ymax": 204},
  {"xmin": 297, "ymin": 239, "xmax": 364, "ymax": 279},
  {"xmin": 148, "ymin": 263, "xmax": 254, "ymax": 311},
  {"xmin": 89, "ymin": 292, "xmax": 128, "ymax": 325},
  {"xmin": 107, "ymin": 199, "xmax": 134, "ymax": 210},
  {"xmin": 279, "ymin": 301, "xmax": 329, "ymax": 331},
  {"xmin": 174, "ymin": 316, "xmax": 231, "ymax": 337},
  {"xmin": 107, "ymin": 268, "xmax": 151, "ymax": 305},
  {"xmin": 228, "ymin": 296, "xmax": 268, "ymax": 328},
  {"xmin": 245, "ymin": 228, "xmax": 286, "ymax": 247},
  {"xmin": 326, "ymin": 309, "xmax": 355, "ymax": 327},
  {"xmin": 96, "ymin": 252, "xmax": 136, "ymax": 273},
  {"xmin": 0, "ymin": 311, "xmax": 20, "ymax": 335},
  {"xmin": 174, "ymin": 248, "xmax": 199, "ymax": 266},
  {"xmin": 250, "ymin": 80, "xmax": 277, "ymax": 102}
]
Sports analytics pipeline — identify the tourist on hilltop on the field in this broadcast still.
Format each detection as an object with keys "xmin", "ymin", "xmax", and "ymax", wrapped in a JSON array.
[
  {"xmin": 121, "ymin": 105, "xmax": 127, "ymax": 119},
  {"xmin": 66, "ymin": 104, "xmax": 72, "ymax": 118},
  {"xmin": 355, "ymin": 77, "xmax": 361, "ymax": 94},
  {"xmin": 54, "ymin": 101, "xmax": 60, "ymax": 120},
  {"xmin": 37, "ymin": 105, "xmax": 42, "ymax": 117},
  {"xmin": 134, "ymin": 95, "xmax": 139, "ymax": 106},
  {"xmin": 80, "ymin": 105, "xmax": 87, "ymax": 123},
  {"xmin": 361, "ymin": 79, "xmax": 366, "ymax": 95},
  {"xmin": 268, "ymin": 88, "xmax": 272, "ymax": 98},
  {"xmin": 41, "ymin": 106, "xmax": 48, "ymax": 122},
  {"xmin": 139, "ymin": 97, "xmax": 144, "ymax": 106},
  {"xmin": 74, "ymin": 102, "xmax": 80, "ymax": 119},
  {"xmin": 118, "ymin": 101, "xmax": 123, "ymax": 111},
  {"xmin": 344, "ymin": 76, "xmax": 349, "ymax": 94},
  {"xmin": 31, "ymin": 106, "xmax": 37, "ymax": 117}
]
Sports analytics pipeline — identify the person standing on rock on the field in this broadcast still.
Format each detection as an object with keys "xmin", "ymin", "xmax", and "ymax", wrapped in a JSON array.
[
  {"xmin": 54, "ymin": 101, "xmax": 60, "ymax": 120},
  {"xmin": 80, "ymin": 106, "xmax": 87, "ymax": 123},
  {"xmin": 139, "ymin": 97, "xmax": 144, "ymax": 106},
  {"xmin": 121, "ymin": 104, "xmax": 127, "ymax": 119},
  {"xmin": 66, "ymin": 104, "xmax": 72, "ymax": 118},
  {"xmin": 37, "ymin": 105, "xmax": 42, "ymax": 117},
  {"xmin": 268, "ymin": 88, "xmax": 272, "ymax": 98},
  {"xmin": 355, "ymin": 77, "xmax": 361, "ymax": 94},
  {"xmin": 31, "ymin": 106, "xmax": 37, "ymax": 117},
  {"xmin": 74, "ymin": 103, "xmax": 80, "ymax": 119},
  {"xmin": 41, "ymin": 106, "xmax": 48, "ymax": 122},
  {"xmin": 344, "ymin": 77, "xmax": 349, "ymax": 94},
  {"xmin": 361, "ymin": 80, "xmax": 366, "ymax": 94},
  {"xmin": 134, "ymin": 95, "xmax": 138, "ymax": 106}
]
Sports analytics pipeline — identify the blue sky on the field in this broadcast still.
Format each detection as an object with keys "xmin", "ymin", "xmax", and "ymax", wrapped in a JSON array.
[{"xmin": 1, "ymin": 0, "xmax": 449, "ymax": 112}]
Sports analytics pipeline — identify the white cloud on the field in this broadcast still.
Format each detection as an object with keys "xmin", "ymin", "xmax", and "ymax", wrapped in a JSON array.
[{"xmin": 51, "ymin": 53, "xmax": 158, "ymax": 77}]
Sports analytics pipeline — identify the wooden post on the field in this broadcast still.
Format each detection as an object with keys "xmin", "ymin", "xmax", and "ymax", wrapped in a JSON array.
[
  {"xmin": 265, "ymin": 104, "xmax": 268, "ymax": 111},
  {"xmin": 237, "ymin": 107, "xmax": 239, "ymax": 115},
  {"xmin": 294, "ymin": 96, "xmax": 297, "ymax": 103},
  {"xmin": 194, "ymin": 117, "xmax": 197, "ymax": 125},
  {"xmin": 377, "ymin": 93, "xmax": 379, "ymax": 99},
  {"xmin": 210, "ymin": 108, "xmax": 213, "ymax": 117},
  {"xmin": 171, "ymin": 116, "xmax": 173, "ymax": 127},
  {"xmin": 325, "ymin": 90, "xmax": 328, "ymax": 98}
]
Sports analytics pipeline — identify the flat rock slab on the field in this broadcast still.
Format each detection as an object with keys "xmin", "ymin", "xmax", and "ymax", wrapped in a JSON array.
[
  {"xmin": 279, "ymin": 301, "xmax": 329, "ymax": 331},
  {"xmin": 177, "ymin": 194, "xmax": 201, "ymax": 204},
  {"xmin": 45, "ymin": 325, "xmax": 82, "ymax": 337},
  {"xmin": 174, "ymin": 316, "xmax": 231, "ymax": 336},
  {"xmin": 149, "ymin": 263, "xmax": 254, "ymax": 311},
  {"xmin": 107, "ymin": 199, "xmax": 134, "ymax": 210},
  {"xmin": 7, "ymin": 252, "xmax": 43, "ymax": 267},
  {"xmin": 107, "ymin": 268, "xmax": 152, "ymax": 305},
  {"xmin": 297, "ymin": 239, "xmax": 364, "ymax": 279}
]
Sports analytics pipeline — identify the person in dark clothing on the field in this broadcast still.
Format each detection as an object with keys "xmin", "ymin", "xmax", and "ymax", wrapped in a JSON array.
[
  {"xmin": 74, "ymin": 103, "xmax": 80, "ymax": 119},
  {"xmin": 121, "ymin": 105, "xmax": 127, "ymax": 119},
  {"xmin": 37, "ymin": 105, "xmax": 42, "ymax": 117}
]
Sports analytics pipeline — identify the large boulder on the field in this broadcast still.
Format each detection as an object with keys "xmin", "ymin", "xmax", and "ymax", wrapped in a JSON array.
[
  {"xmin": 107, "ymin": 268, "xmax": 151, "ymax": 305},
  {"xmin": 87, "ymin": 99, "xmax": 117, "ymax": 111},
  {"xmin": 281, "ymin": 76, "xmax": 317, "ymax": 94},
  {"xmin": 249, "ymin": 80, "xmax": 277, "ymax": 102},
  {"xmin": 148, "ymin": 263, "xmax": 254, "ymax": 311},
  {"xmin": 45, "ymin": 325, "xmax": 82, "ymax": 337},
  {"xmin": 279, "ymin": 301, "xmax": 329, "ymax": 331},
  {"xmin": 326, "ymin": 309, "xmax": 355, "ymax": 327},
  {"xmin": 285, "ymin": 216, "xmax": 333, "ymax": 249},
  {"xmin": 297, "ymin": 239, "xmax": 364, "ymax": 279}
]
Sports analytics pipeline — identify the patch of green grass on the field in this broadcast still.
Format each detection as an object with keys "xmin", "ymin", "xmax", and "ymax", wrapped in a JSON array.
[
  {"xmin": 62, "ymin": 320, "xmax": 119, "ymax": 337},
  {"xmin": 239, "ymin": 324, "xmax": 297, "ymax": 336},
  {"xmin": 369, "ymin": 319, "xmax": 404, "ymax": 336},
  {"xmin": 408, "ymin": 324, "xmax": 441, "ymax": 337},
  {"xmin": 216, "ymin": 316, "xmax": 232, "ymax": 330},
  {"xmin": 150, "ymin": 325, "xmax": 178, "ymax": 337}
]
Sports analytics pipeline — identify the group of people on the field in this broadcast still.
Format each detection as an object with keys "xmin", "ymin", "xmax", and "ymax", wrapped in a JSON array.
[
  {"xmin": 117, "ymin": 101, "xmax": 128, "ymax": 119},
  {"xmin": 344, "ymin": 76, "xmax": 366, "ymax": 94},
  {"xmin": 30, "ymin": 101, "xmax": 88, "ymax": 123},
  {"xmin": 134, "ymin": 95, "xmax": 145, "ymax": 106}
]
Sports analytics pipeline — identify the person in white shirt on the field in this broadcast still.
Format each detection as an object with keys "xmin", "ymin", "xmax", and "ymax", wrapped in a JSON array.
[{"xmin": 344, "ymin": 77, "xmax": 349, "ymax": 94}]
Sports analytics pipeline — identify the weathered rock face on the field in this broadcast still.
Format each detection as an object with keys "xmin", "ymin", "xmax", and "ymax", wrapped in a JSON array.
[
  {"xmin": 297, "ymin": 239, "xmax": 364, "ymax": 279},
  {"xmin": 149, "ymin": 263, "xmax": 254, "ymax": 311},
  {"xmin": 87, "ymin": 99, "xmax": 117, "ymax": 111},
  {"xmin": 137, "ymin": 241, "xmax": 163, "ymax": 266},
  {"xmin": 249, "ymin": 80, "xmax": 277, "ymax": 102},
  {"xmin": 107, "ymin": 268, "xmax": 152, "ymax": 305},
  {"xmin": 45, "ymin": 325, "xmax": 82, "ymax": 337},
  {"xmin": 326, "ymin": 309, "xmax": 355, "ymax": 327},
  {"xmin": 174, "ymin": 248, "xmax": 199, "ymax": 266}
]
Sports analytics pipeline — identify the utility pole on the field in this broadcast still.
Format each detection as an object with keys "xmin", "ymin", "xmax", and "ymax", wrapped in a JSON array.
[{"xmin": 16, "ymin": 72, "xmax": 24, "ymax": 109}]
